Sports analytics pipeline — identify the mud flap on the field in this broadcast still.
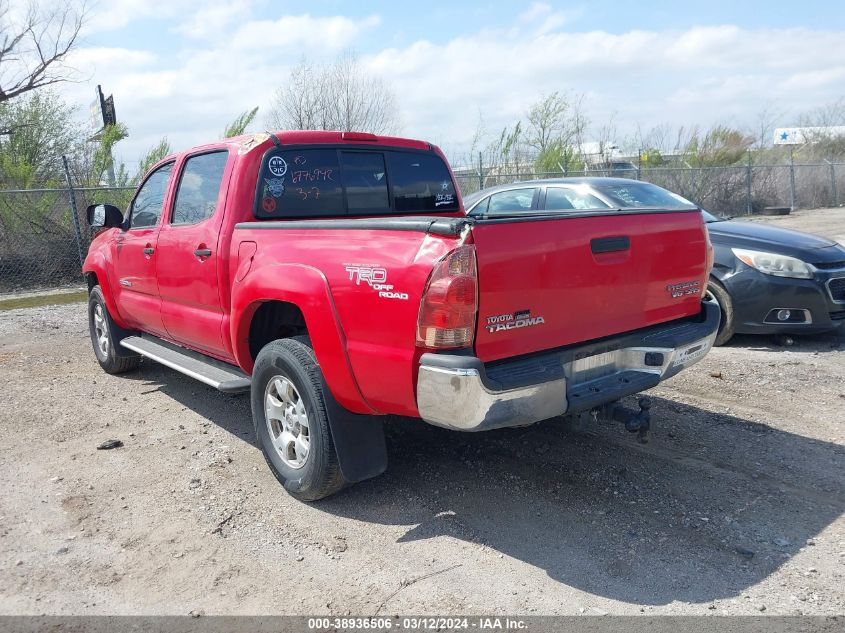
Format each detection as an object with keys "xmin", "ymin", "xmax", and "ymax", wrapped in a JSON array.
[{"xmin": 322, "ymin": 379, "xmax": 387, "ymax": 483}]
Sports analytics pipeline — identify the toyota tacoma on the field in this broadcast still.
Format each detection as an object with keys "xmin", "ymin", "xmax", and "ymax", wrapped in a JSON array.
[{"xmin": 83, "ymin": 131, "xmax": 719, "ymax": 500}]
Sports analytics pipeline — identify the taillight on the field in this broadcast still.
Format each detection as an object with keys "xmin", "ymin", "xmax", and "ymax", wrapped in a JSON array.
[
  {"xmin": 416, "ymin": 244, "xmax": 478, "ymax": 349},
  {"xmin": 705, "ymin": 233, "xmax": 714, "ymax": 277}
]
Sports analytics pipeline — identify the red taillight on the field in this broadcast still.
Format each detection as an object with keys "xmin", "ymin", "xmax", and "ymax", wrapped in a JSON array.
[
  {"xmin": 705, "ymin": 233, "xmax": 714, "ymax": 277},
  {"xmin": 417, "ymin": 245, "xmax": 478, "ymax": 349}
]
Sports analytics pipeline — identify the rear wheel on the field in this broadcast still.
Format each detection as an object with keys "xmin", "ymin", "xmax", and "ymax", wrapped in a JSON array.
[
  {"xmin": 88, "ymin": 287, "xmax": 140, "ymax": 374},
  {"xmin": 251, "ymin": 337, "xmax": 346, "ymax": 501},
  {"xmin": 705, "ymin": 279, "xmax": 735, "ymax": 346}
]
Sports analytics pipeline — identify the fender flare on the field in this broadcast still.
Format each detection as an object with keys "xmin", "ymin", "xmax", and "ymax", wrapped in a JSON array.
[
  {"xmin": 231, "ymin": 263, "xmax": 376, "ymax": 415},
  {"xmin": 82, "ymin": 254, "xmax": 132, "ymax": 331}
]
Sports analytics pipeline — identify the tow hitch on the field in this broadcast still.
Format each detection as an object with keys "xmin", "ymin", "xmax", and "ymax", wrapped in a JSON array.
[{"xmin": 586, "ymin": 396, "xmax": 653, "ymax": 443}]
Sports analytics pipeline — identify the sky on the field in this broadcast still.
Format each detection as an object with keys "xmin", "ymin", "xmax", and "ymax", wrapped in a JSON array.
[{"xmin": 52, "ymin": 0, "xmax": 845, "ymax": 168}]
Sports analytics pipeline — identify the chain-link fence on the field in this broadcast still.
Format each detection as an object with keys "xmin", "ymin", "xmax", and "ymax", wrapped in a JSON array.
[
  {"xmin": 0, "ymin": 182, "xmax": 133, "ymax": 294},
  {"xmin": 453, "ymin": 160, "xmax": 845, "ymax": 215},
  {"xmin": 1, "ymin": 160, "xmax": 843, "ymax": 295}
]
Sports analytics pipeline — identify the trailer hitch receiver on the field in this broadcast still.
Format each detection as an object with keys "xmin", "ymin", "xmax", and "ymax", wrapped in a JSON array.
[{"xmin": 594, "ymin": 396, "xmax": 652, "ymax": 443}]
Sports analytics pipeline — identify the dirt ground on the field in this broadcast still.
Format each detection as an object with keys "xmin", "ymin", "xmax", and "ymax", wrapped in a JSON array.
[{"xmin": 0, "ymin": 209, "xmax": 843, "ymax": 616}]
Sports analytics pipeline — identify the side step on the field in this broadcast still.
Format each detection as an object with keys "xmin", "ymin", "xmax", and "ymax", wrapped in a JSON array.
[{"xmin": 120, "ymin": 335, "xmax": 250, "ymax": 393}]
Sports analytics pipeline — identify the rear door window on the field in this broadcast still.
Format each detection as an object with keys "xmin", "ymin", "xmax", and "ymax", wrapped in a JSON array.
[
  {"xmin": 172, "ymin": 151, "xmax": 229, "ymax": 225},
  {"xmin": 544, "ymin": 186, "xmax": 610, "ymax": 211}
]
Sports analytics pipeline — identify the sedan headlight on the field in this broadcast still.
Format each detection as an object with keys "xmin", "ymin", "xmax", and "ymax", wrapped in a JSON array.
[{"xmin": 732, "ymin": 248, "xmax": 814, "ymax": 279}]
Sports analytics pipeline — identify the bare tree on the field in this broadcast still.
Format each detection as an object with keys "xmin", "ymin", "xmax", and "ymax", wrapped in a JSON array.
[
  {"xmin": 0, "ymin": 0, "xmax": 85, "ymax": 104},
  {"xmin": 266, "ymin": 53, "xmax": 400, "ymax": 134},
  {"xmin": 751, "ymin": 102, "xmax": 782, "ymax": 149},
  {"xmin": 798, "ymin": 97, "xmax": 845, "ymax": 128},
  {"xmin": 525, "ymin": 92, "xmax": 585, "ymax": 155},
  {"xmin": 796, "ymin": 97, "xmax": 845, "ymax": 158}
]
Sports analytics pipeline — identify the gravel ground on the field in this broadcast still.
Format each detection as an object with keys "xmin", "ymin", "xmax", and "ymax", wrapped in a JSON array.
[{"xmin": 0, "ymin": 210, "xmax": 843, "ymax": 616}]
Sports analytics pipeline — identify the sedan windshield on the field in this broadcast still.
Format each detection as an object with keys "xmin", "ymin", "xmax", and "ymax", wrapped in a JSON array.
[{"xmin": 594, "ymin": 182, "xmax": 698, "ymax": 209}]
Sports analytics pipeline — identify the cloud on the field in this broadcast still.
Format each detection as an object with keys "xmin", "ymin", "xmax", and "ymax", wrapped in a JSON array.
[
  {"xmin": 68, "ymin": 47, "xmax": 157, "ymax": 70},
  {"xmin": 519, "ymin": 3, "xmax": 553, "ymax": 22},
  {"xmin": 517, "ymin": 2, "xmax": 582, "ymax": 35},
  {"xmin": 85, "ymin": 0, "xmax": 182, "ymax": 32},
  {"xmin": 65, "ymin": 4, "xmax": 845, "ymax": 167},
  {"xmin": 229, "ymin": 14, "xmax": 381, "ymax": 52},
  {"xmin": 174, "ymin": 0, "xmax": 252, "ymax": 39},
  {"xmin": 364, "ymin": 24, "xmax": 845, "ymax": 159}
]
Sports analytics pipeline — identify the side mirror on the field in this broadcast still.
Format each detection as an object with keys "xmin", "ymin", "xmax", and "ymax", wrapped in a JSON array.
[{"xmin": 86, "ymin": 204, "xmax": 123, "ymax": 228}]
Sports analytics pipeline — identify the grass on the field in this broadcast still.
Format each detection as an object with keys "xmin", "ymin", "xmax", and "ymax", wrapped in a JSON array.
[{"xmin": 0, "ymin": 290, "xmax": 87, "ymax": 311}]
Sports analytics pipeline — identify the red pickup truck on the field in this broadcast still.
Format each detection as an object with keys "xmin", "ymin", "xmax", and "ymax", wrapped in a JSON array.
[{"xmin": 84, "ymin": 130, "xmax": 719, "ymax": 500}]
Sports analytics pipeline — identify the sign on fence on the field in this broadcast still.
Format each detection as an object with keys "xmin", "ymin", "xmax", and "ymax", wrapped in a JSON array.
[{"xmin": 774, "ymin": 126, "xmax": 845, "ymax": 145}]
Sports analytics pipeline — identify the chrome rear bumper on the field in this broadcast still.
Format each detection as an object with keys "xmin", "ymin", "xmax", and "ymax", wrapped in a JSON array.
[{"xmin": 416, "ymin": 301, "xmax": 720, "ymax": 431}]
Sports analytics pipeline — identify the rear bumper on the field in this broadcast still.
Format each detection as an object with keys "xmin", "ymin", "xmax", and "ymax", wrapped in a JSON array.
[{"xmin": 416, "ymin": 300, "xmax": 720, "ymax": 431}]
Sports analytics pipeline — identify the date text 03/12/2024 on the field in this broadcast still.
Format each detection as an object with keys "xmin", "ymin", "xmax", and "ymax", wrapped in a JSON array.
[{"xmin": 307, "ymin": 617, "xmax": 528, "ymax": 630}]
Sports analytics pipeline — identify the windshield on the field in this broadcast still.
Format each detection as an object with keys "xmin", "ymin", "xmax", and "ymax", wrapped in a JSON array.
[
  {"xmin": 701, "ymin": 210, "xmax": 719, "ymax": 223},
  {"xmin": 593, "ymin": 182, "xmax": 698, "ymax": 209}
]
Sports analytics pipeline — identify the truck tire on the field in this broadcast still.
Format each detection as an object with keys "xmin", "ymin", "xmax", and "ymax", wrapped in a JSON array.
[
  {"xmin": 705, "ymin": 279, "xmax": 735, "ymax": 346},
  {"xmin": 251, "ymin": 337, "xmax": 346, "ymax": 501},
  {"xmin": 88, "ymin": 286, "xmax": 141, "ymax": 374}
]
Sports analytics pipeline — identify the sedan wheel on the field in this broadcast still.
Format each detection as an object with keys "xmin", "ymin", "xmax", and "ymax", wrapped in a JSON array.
[{"xmin": 705, "ymin": 279, "xmax": 735, "ymax": 346}]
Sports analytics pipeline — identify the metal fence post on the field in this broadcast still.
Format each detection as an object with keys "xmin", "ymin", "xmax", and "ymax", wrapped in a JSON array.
[
  {"xmin": 825, "ymin": 159, "xmax": 837, "ymax": 207},
  {"xmin": 789, "ymin": 147, "xmax": 796, "ymax": 211},
  {"xmin": 746, "ymin": 150, "xmax": 753, "ymax": 215},
  {"xmin": 477, "ymin": 152, "xmax": 483, "ymax": 192},
  {"xmin": 62, "ymin": 155, "xmax": 86, "ymax": 268}
]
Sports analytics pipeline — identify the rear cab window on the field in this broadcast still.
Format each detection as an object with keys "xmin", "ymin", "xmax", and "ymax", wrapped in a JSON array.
[{"xmin": 254, "ymin": 146, "xmax": 459, "ymax": 219}]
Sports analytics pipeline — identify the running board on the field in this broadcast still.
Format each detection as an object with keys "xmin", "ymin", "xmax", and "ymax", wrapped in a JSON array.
[{"xmin": 120, "ymin": 335, "xmax": 250, "ymax": 393}]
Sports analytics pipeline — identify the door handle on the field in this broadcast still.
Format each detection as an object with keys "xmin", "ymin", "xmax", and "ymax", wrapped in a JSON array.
[
  {"xmin": 143, "ymin": 247, "xmax": 155, "ymax": 255},
  {"xmin": 194, "ymin": 248, "xmax": 212, "ymax": 257},
  {"xmin": 591, "ymin": 236, "xmax": 630, "ymax": 254}
]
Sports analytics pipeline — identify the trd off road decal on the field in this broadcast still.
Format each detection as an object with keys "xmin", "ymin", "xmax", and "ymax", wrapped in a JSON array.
[
  {"xmin": 485, "ymin": 309, "xmax": 545, "ymax": 333},
  {"xmin": 344, "ymin": 265, "xmax": 409, "ymax": 300}
]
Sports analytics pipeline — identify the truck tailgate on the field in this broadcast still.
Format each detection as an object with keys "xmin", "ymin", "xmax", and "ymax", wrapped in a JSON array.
[{"xmin": 471, "ymin": 210, "xmax": 709, "ymax": 362}]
